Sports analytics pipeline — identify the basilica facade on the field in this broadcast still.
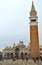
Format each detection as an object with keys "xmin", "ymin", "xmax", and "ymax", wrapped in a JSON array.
[
  {"xmin": 2, "ymin": 41, "xmax": 42, "ymax": 59},
  {"xmin": 2, "ymin": 41, "xmax": 30, "ymax": 59}
]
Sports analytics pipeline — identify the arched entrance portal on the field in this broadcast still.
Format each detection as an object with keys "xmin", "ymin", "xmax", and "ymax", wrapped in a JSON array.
[
  {"xmin": 15, "ymin": 52, "xmax": 19, "ymax": 59},
  {"xmin": 10, "ymin": 53, "xmax": 13, "ymax": 59},
  {"xmin": 15, "ymin": 47, "xmax": 19, "ymax": 59},
  {"xmin": 7, "ymin": 53, "xmax": 9, "ymax": 59}
]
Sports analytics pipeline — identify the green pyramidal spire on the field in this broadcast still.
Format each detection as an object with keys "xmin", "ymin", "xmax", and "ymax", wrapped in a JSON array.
[{"xmin": 31, "ymin": 1, "xmax": 35, "ymax": 12}]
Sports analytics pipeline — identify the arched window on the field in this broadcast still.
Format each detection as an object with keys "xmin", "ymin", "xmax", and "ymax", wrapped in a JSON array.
[{"xmin": 15, "ymin": 48, "xmax": 19, "ymax": 51}]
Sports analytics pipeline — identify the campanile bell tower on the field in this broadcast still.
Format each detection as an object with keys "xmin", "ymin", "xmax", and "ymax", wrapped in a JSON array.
[{"xmin": 29, "ymin": 1, "xmax": 40, "ymax": 58}]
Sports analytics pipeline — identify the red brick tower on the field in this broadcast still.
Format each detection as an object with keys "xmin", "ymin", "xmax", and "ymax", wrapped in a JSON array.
[{"xmin": 29, "ymin": 1, "xmax": 40, "ymax": 58}]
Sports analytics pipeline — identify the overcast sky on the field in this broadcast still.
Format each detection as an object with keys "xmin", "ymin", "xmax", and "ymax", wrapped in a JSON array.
[{"xmin": 0, "ymin": 0, "xmax": 42, "ymax": 50}]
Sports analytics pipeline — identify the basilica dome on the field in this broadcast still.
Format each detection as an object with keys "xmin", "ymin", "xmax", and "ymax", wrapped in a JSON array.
[{"xmin": 16, "ymin": 41, "xmax": 26, "ymax": 49}]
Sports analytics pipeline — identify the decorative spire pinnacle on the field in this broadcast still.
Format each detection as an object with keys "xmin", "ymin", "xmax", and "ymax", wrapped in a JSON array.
[{"xmin": 31, "ymin": 0, "xmax": 35, "ymax": 12}]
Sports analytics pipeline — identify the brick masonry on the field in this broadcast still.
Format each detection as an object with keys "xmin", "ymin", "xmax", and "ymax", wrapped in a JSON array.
[{"xmin": 30, "ymin": 25, "xmax": 40, "ymax": 58}]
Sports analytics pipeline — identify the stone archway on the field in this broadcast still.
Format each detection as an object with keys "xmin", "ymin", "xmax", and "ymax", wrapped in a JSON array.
[
  {"xmin": 20, "ymin": 52, "xmax": 24, "ymax": 60},
  {"xmin": 15, "ymin": 47, "xmax": 19, "ymax": 59},
  {"xmin": 7, "ymin": 53, "xmax": 9, "ymax": 59},
  {"xmin": 15, "ymin": 52, "xmax": 19, "ymax": 59},
  {"xmin": 10, "ymin": 53, "xmax": 13, "ymax": 59}
]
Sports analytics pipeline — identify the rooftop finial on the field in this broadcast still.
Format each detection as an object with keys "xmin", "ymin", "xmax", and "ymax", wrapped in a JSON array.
[
  {"xmin": 32, "ymin": 0, "xmax": 34, "ymax": 5},
  {"xmin": 32, "ymin": 0, "xmax": 34, "ymax": 2}
]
